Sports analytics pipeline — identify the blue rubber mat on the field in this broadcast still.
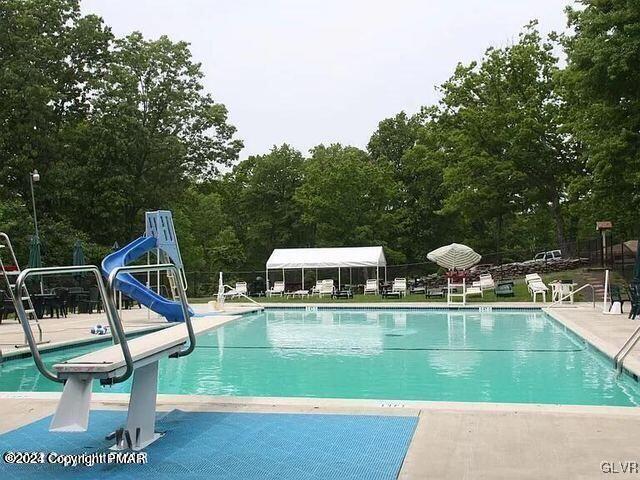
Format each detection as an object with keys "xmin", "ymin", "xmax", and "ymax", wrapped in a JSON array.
[{"xmin": 0, "ymin": 410, "xmax": 417, "ymax": 479}]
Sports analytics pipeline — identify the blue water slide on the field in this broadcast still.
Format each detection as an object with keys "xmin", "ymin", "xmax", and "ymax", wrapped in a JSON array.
[{"xmin": 101, "ymin": 236, "xmax": 193, "ymax": 322}]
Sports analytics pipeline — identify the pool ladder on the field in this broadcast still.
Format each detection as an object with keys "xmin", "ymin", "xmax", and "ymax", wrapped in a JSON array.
[
  {"xmin": 0, "ymin": 232, "xmax": 47, "ymax": 347},
  {"xmin": 614, "ymin": 325, "xmax": 640, "ymax": 374}
]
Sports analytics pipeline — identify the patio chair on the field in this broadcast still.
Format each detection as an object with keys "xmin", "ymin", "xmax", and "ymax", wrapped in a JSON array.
[
  {"xmin": 235, "ymin": 282, "xmax": 248, "ymax": 296},
  {"xmin": 392, "ymin": 278, "xmax": 407, "ymax": 297},
  {"xmin": 363, "ymin": 279, "xmax": 378, "ymax": 295},
  {"xmin": 318, "ymin": 279, "xmax": 334, "ymax": 297},
  {"xmin": 526, "ymin": 274, "xmax": 548, "ymax": 303},
  {"xmin": 473, "ymin": 273, "xmax": 495, "ymax": 292},
  {"xmin": 266, "ymin": 281, "xmax": 285, "ymax": 297},
  {"xmin": 311, "ymin": 280, "xmax": 323, "ymax": 296},
  {"xmin": 609, "ymin": 284, "xmax": 629, "ymax": 313},
  {"xmin": 628, "ymin": 283, "xmax": 640, "ymax": 320},
  {"xmin": 50, "ymin": 287, "xmax": 69, "ymax": 318},
  {"xmin": 495, "ymin": 281, "xmax": 515, "ymax": 297},
  {"xmin": 78, "ymin": 286, "xmax": 102, "ymax": 314},
  {"xmin": 425, "ymin": 288, "xmax": 445, "ymax": 299}
]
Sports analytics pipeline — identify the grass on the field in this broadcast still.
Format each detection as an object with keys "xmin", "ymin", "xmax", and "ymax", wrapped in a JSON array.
[{"xmin": 189, "ymin": 267, "xmax": 612, "ymax": 304}]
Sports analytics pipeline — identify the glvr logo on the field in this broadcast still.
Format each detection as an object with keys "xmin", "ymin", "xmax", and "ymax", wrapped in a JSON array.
[{"xmin": 601, "ymin": 461, "xmax": 639, "ymax": 474}]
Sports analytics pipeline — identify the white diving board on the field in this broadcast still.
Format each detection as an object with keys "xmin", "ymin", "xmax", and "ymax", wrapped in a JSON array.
[{"xmin": 50, "ymin": 315, "xmax": 237, "ymax": 450}]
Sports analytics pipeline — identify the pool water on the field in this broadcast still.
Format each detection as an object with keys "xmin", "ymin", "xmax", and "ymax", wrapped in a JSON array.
[{"xmin": 1, "ymin": 309, "xmax": 639, "ymax": 406}]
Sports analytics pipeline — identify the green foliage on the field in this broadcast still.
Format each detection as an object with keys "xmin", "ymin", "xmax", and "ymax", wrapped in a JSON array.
[
  {"xmin": 295, "ymin": 144, "xmax": 399, "ymax": 253},
  {"xmin": 561, "ymin": 0, "xmax": 640, "ymax": 237},
  {"xmin": 0, "ymin": 0, "xmax": 638, "ymax": 277}
]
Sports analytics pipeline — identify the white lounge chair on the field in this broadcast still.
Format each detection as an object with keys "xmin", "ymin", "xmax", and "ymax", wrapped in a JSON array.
[
  {"xmin": 267, "ymin": 281, "xmax": 285, "ymax": 297},
  {"xmin": 318, "ymin": 279, "xmax": 334, "ymax": 297},
  {"xmin": 473, "ymin": 273, "xmax": 495, "ymax": 292},
  {"xmin": 363, "ymin": 279, "xmax": 378, "ymax": 295},
  {"xmin": 224, "ymin": 281, "xmax": 248, "ymax": 299},
  {"xmin": 392, "ymin": 278, "xmax": 407, "ymax": 297},
  {"xmin": 526, "ymin": 274, "xmax": 548, "ymax": 303},
  {"xmin": 311, "ymin": 280, "xmax": 323, "ymax": 295}
]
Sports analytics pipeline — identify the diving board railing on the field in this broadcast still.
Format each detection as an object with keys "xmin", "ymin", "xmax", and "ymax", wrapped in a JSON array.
[
  {"xmin": 614, "ymin": 325, "xmax": 640, "ymax": 374},
  {"xmin": 548, "ymin": 283, "xmax": 596, "ymax": 309},
  {"xmin": 14, "ymin": 265, "xmax": 120, "ymax": 384},
  {"xmin": 16, "ymin": 262, "xmax": 202, "ymax": 450}
]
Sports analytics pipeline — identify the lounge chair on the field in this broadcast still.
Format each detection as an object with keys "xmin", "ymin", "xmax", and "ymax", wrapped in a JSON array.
[
  {"xmin": 266, "ymin": 281, "xmax": 285, "ymax": 297},
  {"xmin": 224, "ymin": 281, "xmax": 248, "ymax": 299},
  {"xmin": 311, "ymin": 280, "xmax": 323, "ymax": 296},
  {"xmin": 363, "ymin": 279, "xmax": 378, "ymax": 295},
  {"xmin": 473, "ymin": 273, "xmax": 495, "ymax": 292},
  {"xmin": 495, "ymin": 281, "xmax": 515, "ymax": 297},
  {"xmin": 318, "ymin": 279, "xmax": 334, "ymax": 297},
  {"xmin": 425, "ymin": 288, "xmax": 445, "ymax": 299},
  {"xmin": 466, "ymin": 285, "xmax": 483, "ymax": 298},
  {"xmin": 332, "ymin": 288, "xmax": 353, "ymax": 299},
  {"xmin": 392, "ymin": 278, "xmax": 407, "ymax": 297},
  {"xmin": 526, "ymin": 274, "xmax": 548, "ymax": 303}
]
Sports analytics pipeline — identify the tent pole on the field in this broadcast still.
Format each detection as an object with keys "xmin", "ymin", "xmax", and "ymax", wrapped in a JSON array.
[
  {"xmin": 266, "ymin": 269, "xmax": 269, "ymax": 290},
  {"xmin": 376, "ymin": 265, "xmax": 379, "ymax": 289},
  {"xmin": 349, "ymin": 267, "xmax": 352, "ymax": 286},
  {"xmin": 302, "ymin": 267, "xmax": 304, "ymax": 290},
  {"xmin": 282, "ymin": 268, "xmax": 285, "ymax": 287},
  {"xmin": 384, "ymin": 266, "xmax": 387, "ymax": 282},
  {"xmin": 338, "ymin": 268, "xmax": 341, "ymax": 289}
]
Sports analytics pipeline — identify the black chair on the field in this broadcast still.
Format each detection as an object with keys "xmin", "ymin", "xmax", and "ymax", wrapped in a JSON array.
[
  {"xmin": 609, "ymin": 284, "xmax": 629, "ymax": 313},
  {"xmin": 78, "ymin": 286, "xmax": 102, "ymax": 314},
  {"xmin": 49, "ymin": 288, "xmax": 69, "ymax": 318},
  {"xmin": 0, "ymin": 289, "xmax": 16, "ymax": 323},
  {"xmin": 628, "ymin": 283, "xmax": 640, "ymax": 320}
]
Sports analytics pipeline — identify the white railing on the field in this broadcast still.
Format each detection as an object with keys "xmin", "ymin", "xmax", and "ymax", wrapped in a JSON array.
[{"xmin": 548, "ymin": 283, "xmax": 596, "ymax": 309}]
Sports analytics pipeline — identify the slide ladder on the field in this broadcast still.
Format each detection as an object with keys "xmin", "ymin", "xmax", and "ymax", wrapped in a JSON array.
[{"xmin": 0, "ymin": 233, "xmax": 47, "ymax": 347}]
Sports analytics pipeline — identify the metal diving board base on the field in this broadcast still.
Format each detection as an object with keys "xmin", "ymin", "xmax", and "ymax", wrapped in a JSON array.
[{"xmin": 49, "ymin": 316, "xmax": 228, "ymax": 450}]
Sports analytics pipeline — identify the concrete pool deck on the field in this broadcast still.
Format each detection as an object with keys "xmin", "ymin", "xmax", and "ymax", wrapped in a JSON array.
[
  {"xmin": 0, "ymin": 303, "xmax": 262, "ymax": 359},
  {"xmin": 0, "ymin": 393, "xmax": 639, "ymax": 479},
  {"xmin": 1, "ymin": 301, "xmax": 640, "ymax": 479}
]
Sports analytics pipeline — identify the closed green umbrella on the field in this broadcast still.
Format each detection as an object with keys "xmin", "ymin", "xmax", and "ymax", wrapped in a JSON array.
[
  {"xmin": 28, "ymin": 235, "xmax": 43, "ymax": 292},
  {"xmin": 73, "ymin": 240, "xmax": 85, "ymax": 283},
  {"xmin": 28, "ymin": 235, "xmax": 42, "ymax": 269},
  {"xmin": 633, "ymin": 238, "xmax": 640, "ymax": 283}
]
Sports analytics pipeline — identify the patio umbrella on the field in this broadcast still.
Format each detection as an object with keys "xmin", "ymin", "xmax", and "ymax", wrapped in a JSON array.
[
  {"xmin": 28, "ymin": 234, "xmax": 43, "ymax": 292},
  {"xmin": 72, "ymin": 240, "xmax": 85, "ymax": 283},
  {"xmin": 633, "ymin": 237, "xmax": 640, "ymax": 283},
  {"xmin": 28, "ymin": 235, "xmax": 42, "ymax": 269},
  {"xmin": 427, "ymin": 243, "xmax": 481, "ymax": 270}
]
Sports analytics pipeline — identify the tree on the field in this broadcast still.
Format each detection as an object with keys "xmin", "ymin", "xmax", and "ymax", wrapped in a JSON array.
[
  {"xmin": 435, "ymin": 23, "xmax": 580, "ymax": 255},
  {"xmin": 562, "ymin": 0, "xmax": 640, "ymax": 238},
  {"xmin": 223, "ymin": 144, "xmax": 308, "ymax": 269},
  {"xmin": 58, "ymin": 32, "xmax": 243, "ymax": 244},
  {"xmin": 368, "ymin": 111, "xmax": 422, "ymax": 176},
  {"xmin": 0, "ymin": 0, "xmax": 112, "ymax": 262},
  {"xmin": 295, "ymin": 144, "xmax": 400, "ymax": 255}
]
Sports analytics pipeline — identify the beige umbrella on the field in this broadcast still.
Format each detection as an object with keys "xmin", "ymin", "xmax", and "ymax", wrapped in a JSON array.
[{"xmin": 427, "ymin": 243, "xmax": 481, "ymax": 270}]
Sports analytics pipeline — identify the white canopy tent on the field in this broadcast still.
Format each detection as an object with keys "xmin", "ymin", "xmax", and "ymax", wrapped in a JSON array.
[{"xmin": 265, "ymin": 247, "xmax": 387, "ymax": 290}]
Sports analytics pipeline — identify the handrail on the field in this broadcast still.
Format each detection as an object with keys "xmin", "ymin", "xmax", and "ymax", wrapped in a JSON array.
[
  {"xmin": 548, "ymin": 283, "xmax": 595, "ymax": 308},
  {"xmin": 222, "ymin": 284, "xmax": 262, "ymax": 307},
  {"xmin": 15, "ymin": 265, "xmax": 121, "ymax": 384},
  {"xmin": 0, "ymin": 233, "xmax": 44, "ymax": 342},
  {"xmin": 106, "ymin": 263, "xmax": 196, "ymax": 384},
  {"xmin": 614, "ymin": 324, "xmax": 640, "ymax": 373}
]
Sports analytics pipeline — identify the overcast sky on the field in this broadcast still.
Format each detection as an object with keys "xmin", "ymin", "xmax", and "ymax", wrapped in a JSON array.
[{"xmin": 81, "ymin": 0, "xmax": 570, "ymax": 159}]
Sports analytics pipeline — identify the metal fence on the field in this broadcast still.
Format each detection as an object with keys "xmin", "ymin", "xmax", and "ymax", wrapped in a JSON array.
[{"xmin": 183, "ymin": 235, "xmax": 638, "ymax": 297}]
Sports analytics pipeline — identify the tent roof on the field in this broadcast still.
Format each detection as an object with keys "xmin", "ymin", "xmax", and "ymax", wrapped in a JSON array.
[{"xmin": 266, "ymin": 247, "xmax": 386, "ymax": 269}]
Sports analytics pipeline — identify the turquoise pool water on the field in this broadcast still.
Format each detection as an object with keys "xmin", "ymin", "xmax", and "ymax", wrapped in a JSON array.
[{"xmin": 1, "ymin": 309, "xmax": 639, "ymax": 406}]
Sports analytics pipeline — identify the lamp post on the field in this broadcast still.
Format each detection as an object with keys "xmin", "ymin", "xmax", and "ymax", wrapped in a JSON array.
[{"xmin": 29, "ymin": 169, "xmax": 40, "ymax": 238}]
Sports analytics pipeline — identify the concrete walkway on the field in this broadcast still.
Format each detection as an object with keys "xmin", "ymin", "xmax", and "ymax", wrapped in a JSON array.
[{"xmin": 0, "ymin": 394, "xmax": 638, "ymax": 479}]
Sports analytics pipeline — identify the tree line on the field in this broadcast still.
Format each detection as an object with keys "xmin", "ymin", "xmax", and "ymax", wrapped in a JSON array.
[{"xmin": 1, "ymin": 0, "xmax": 638, "ymax": 275}]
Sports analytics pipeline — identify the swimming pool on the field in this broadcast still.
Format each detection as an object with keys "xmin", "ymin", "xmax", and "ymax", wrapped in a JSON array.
[{"xmin": 1, "ymin": 308, "xmax": 639, "ymax": 406}]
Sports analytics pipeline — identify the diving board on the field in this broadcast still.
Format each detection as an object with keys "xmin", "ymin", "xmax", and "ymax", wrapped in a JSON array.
[{"xmin": 50, "ymin": 315, "xmax": 237, "ymax": 450}]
